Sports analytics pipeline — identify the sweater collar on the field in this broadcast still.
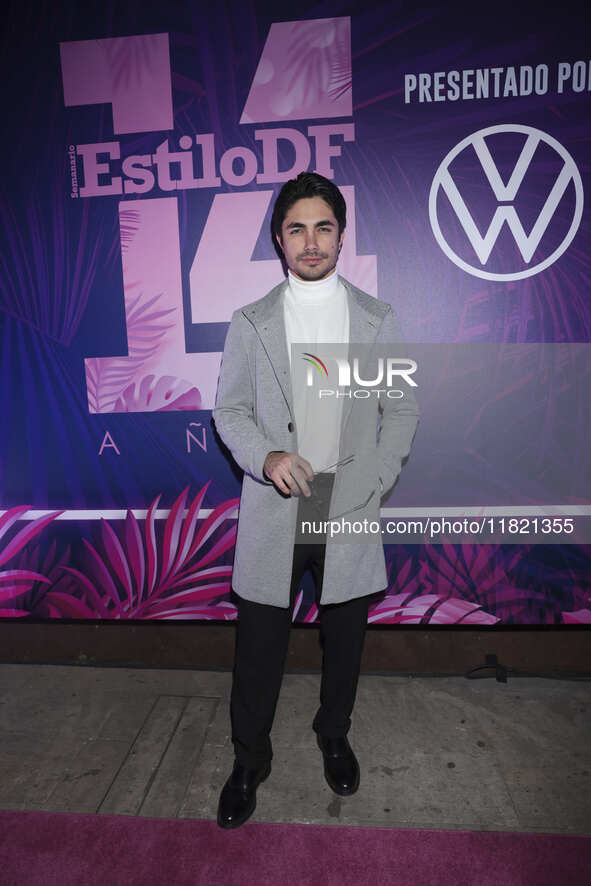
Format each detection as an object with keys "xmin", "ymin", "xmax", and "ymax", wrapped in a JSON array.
[{"xmin": 286, "ymin": 268, "xmax": 339, "ymax": 303}]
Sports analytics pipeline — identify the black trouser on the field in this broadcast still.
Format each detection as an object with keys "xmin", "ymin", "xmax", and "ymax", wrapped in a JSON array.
[{"xmin": 230, "ymin": 473, "xmax": 371, "ymax": 769}]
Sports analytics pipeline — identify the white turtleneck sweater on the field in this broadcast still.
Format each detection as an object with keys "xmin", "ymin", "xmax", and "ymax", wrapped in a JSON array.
[{"xmin": 283, "ymin": 269, "xmax": 349, "ymax": 473}]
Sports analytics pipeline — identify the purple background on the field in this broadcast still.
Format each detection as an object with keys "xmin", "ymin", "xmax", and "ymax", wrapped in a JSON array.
[{"xmin": 0, "ymin": 0, "xmax": 589, "ymax": 623}]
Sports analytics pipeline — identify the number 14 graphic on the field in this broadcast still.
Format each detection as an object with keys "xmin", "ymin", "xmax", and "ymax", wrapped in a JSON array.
[
  {"xmin": 60, "ymin": 32, "xmax": 376, "ymax": 413},
  {"xmin": 84, "ymin": 188, "xmax": 374, "ymax": 414}
]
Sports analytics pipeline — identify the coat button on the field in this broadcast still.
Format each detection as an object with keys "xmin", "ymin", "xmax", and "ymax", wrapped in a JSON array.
[{"xmin": 288, "ymin": 421, "xmax": 294, "ymax": 432}]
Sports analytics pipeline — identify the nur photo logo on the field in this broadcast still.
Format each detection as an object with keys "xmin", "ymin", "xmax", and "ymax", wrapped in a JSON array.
[{"xmin": 301, "ymin": 352, "xmax": 417, "ymax": 399}]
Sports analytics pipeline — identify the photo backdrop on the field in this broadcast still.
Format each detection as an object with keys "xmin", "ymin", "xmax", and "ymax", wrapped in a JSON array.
[{"xmin": 1, "ymin": 0, "xmax": 590, "ymax": 624}]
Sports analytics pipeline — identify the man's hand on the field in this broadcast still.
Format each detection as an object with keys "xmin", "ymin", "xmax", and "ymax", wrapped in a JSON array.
[{"xmin": 263, "ymin": 451, "xmax": 314, "ymax": 497}]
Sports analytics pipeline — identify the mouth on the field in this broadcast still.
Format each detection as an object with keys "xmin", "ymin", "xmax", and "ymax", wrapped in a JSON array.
[{"xmin": 301, "ymin": 256, "xmax": 324, "ymax": 265}]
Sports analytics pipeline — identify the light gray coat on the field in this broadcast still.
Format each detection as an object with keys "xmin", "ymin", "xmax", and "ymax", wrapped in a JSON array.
[{"xmin": 212, "ymin": 276, "xmax": 419, "ymax": 608}]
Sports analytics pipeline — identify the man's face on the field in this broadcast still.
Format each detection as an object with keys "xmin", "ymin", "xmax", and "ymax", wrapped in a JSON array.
[{"xmin": 276, "ymin": 196, "xmax": 344, "ymax": 281}]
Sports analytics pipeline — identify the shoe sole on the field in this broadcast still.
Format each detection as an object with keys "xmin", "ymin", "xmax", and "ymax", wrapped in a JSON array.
[{"xmin": 216, "ymin": 762, "xmax": 271, "ymax": 829}]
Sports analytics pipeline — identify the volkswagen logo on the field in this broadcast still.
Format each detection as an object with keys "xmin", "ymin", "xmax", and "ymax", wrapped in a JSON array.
[{"xmin": 429, "ymin": 124, "xmax": 584, "ymax": 282}]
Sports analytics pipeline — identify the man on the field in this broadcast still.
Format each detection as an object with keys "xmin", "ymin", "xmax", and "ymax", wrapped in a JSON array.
[{"xmin": 212, "ymin": 172, "xmax": 419, "ymax": 829}]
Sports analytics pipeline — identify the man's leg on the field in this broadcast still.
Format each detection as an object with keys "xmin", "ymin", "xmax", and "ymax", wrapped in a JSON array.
[
  {"xmin": 301, "ymin": 480, "xmax": 371, "ymax": 797},
  {"xmin": 301, "ymin": 471, "xmax": 371, "ymax": 739},
  {"xmin": 230, "ymin": 541, "xmax": 310, "ymax": 768},
  {"xmin": 230, "ymin": 596, "xmax": 291, "ymax": 769},
  {"xmin": 308, "ymin": 551, "xmax": 371, "ymax": 795},
  {"xmin": 311, "ymin": 588, "xmax": 371, "ymax": 738},
  {"xmin": 218, "ymin": 542, "xmax": 311, "ymax": 828}
]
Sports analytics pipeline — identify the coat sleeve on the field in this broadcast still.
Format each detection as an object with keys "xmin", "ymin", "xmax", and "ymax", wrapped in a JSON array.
[
  {"xmin": 374, "ymin": 306, "xmax": 420, "ymax": 495},
  {"xmin": 212, "ymin": 309, "xmax": 275, "ymax": 485}
]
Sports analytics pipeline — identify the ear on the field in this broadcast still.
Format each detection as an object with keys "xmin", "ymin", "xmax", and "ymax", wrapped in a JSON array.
[
  {"xmin": 275, "ymin": 232, "xmax": 284, "ymax": 253},
  {"xmin": 338, "ymin": 228, "xmax": 345, "ymax": 250}
]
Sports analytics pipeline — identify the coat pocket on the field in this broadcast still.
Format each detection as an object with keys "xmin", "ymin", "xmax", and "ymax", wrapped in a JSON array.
[{"xmin": 328, "ymin": 450, "xmax": 380, "ymax": 521}]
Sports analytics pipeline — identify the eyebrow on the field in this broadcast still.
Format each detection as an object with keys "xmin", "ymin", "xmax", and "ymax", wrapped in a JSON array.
[{"xmin": 285, "ymin": 219, "xmax": 336, "ymax": 229}]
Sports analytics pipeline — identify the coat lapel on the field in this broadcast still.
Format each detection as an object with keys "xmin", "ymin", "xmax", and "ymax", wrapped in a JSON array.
[
  {"xmin": 241, "ymin": 281, "xmax": 294, "ymax": 419},
  {"xmin": 339, "ymin": 277, "xmax": 384, "ymax": 432},
  {"xmin": 242, "ymin": 276, "xmax": 385, "ymax": 425}
]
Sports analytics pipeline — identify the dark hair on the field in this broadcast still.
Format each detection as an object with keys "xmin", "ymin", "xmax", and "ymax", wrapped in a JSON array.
[{"xmin": 271, "ymin": 172, "xmax": 347, "ymax": 245}]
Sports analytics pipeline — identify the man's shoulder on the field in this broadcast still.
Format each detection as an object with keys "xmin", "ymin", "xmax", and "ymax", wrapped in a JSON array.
[
  {"xmin": 235, "ymin": 279, "xmax": 286, "ymax": 321},
  {"xmin": 339, "ymin": 276, "xmax": 393, "ymax": 321}
]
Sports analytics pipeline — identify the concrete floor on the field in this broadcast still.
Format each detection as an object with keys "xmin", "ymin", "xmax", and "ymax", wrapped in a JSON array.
[{"xmin": 0, "ymin": 663, "xmax": 589, "ymax": 833}]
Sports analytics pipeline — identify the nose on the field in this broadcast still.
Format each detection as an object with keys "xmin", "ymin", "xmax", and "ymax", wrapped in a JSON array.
[{"xmin": 304, "ymin": 228, "xmax": 319, "ymax": 251}]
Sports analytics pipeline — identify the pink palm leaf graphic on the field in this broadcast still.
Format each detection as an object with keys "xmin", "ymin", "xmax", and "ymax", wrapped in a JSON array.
[
  {"xmin": 369, "ymin": 545, "xmax": 501, "ymax": 624},
  {"xmin": 562, "ymin": 597, "xmax": 591, "ymax": 623},
  {"xmin": 61, "ymin": 484, "xmax": 240, "ymax": 619},
  {"xmin": 85, "ymin": 291, "xmax": 175, "ymax": 413},
  {"xmin": 11, "ymin": 540, "xmax": 89, "ymax": 618},
  {"xmin": 0, "ymin": 506, "xmax": 64, "ymax": 617},
  {"xmin": 284, "ymin": 21, "xmax": 351, "ymax": 108}
]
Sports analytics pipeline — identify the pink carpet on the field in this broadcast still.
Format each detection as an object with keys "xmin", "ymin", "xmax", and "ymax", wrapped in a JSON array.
[{"xmin": 1, "ymin": 810, "xmax": 589, "ymax": 886}]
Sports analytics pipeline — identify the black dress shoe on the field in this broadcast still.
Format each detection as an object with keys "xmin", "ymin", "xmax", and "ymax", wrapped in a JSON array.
[
  {"xmin": 316, "ymin": 734, "xmax": 360, "ymax": 796},
  {"xmin": 216, "ymin": 759, "xmax": 271, "ymax": 829}
]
